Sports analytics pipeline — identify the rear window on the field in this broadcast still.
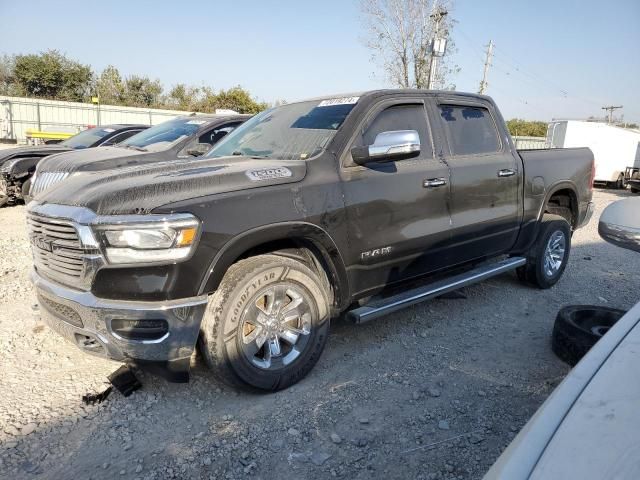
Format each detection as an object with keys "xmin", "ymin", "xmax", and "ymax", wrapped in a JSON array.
[
  {"xmin": 60, "ymin": 127, "xmax": 113, "ymax": 149},
  {"xmin": 439, "ymin": 105, "xmax": 500, "ymax": 155}
]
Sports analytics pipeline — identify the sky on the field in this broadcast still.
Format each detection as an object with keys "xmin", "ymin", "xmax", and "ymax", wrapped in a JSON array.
[{"xmin": 1, "ymin": 0, "xmax": 638, "ymax": 123}]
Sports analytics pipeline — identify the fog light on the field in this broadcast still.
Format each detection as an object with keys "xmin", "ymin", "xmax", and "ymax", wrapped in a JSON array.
[{"xmin": 111, "ymin": 319, "xmax": 169, "ymax": 341}]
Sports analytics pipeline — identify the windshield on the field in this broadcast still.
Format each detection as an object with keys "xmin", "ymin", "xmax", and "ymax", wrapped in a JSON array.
[
  {"xmin": 120, "ymin": 117, "xmax": 209, "ymax": 152},
  {"xmin": 60, "ymin": 127, "xmax": 114, "ymax": 149},
  {"xmin": 206, "ymin": 98, "xmax": 358, "ymax": 160}
]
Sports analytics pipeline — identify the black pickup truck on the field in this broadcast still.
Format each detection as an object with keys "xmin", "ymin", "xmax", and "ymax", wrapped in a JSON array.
[{"xmin": 27, "ymin": 90, "xmax": 595, "ymax": 390}]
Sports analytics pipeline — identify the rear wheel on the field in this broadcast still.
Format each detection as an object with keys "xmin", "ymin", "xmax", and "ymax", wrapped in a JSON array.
[
  {"xmin": 198, "ymin": 254, "xmax": 331, "ymax": 391},
  {"xmin": 517, "ymin": 214, "xmax": 571, "ymax": 289}
]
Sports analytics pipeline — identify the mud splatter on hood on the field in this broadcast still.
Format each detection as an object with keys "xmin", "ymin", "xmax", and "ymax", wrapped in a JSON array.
[
  {"xmin": 37, "ymin": 146, "xmax": 153, "ymax": 173},
  {"xmin": 36, "ymin": 156, "xmax": 307, "ymax": 215}
]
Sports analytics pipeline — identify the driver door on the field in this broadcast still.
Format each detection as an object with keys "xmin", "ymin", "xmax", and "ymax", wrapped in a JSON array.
[{"xmin": 339, "ymin": 98, "xmax": 452, "ymax": 296}]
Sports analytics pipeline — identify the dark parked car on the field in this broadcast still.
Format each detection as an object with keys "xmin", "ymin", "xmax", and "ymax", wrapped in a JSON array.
[
  {"xmin": 0, "ymin": 124, "xmax": 148, "ymax": 206},
  {"xmin": 28, "ymin": 114, "xmax": 251, "ymax": 199},
  {"xmin": 27, "ymin": 90, "xmax": 594, "ymax": 390}
]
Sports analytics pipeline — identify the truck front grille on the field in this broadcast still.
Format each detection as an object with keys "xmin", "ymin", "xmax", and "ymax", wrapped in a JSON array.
[
  {"xmin": 31, "ymin": 171, "xmax": 69, "ymax": 196},
  {"xmin": 27, "ymin": 214, "xmax": 86, "ymax": 286}
]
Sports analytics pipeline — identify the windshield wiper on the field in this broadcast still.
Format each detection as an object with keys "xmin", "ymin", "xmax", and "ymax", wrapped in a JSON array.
[
  {"xmin": 231, "ymin": 150, "xmax": 269, "ymax": 159},
  {"xmin": 125, "ymin": 145, "xmax": 147, "ymax": 152}
]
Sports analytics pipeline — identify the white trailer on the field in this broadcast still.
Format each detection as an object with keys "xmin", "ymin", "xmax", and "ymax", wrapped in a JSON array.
[{"xmin": 547, "ymin": 120, "xmax": 640, "ymax": 188}]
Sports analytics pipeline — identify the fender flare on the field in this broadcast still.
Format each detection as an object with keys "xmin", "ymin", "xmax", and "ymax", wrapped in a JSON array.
[
  {"xmin": 197, "ymin": 221, "xmax": 351, "ymax": 310},
  {"xmin": 537, "ymin": 181, "xmax": 579, "ymax": 225},
  {"xmin": 514, "ymin": 180, "xmax": 580, "ymax": 255}
]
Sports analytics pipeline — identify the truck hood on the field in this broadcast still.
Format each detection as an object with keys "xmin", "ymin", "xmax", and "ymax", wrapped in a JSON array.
[
  {"xmin": 36, "ymin": 156, "xmax": 307, "ymax": 215},
  {"xmin": 36, "ymin": 146, "xmax": 152, "ymax": 173},
  {"xmin": 0, "ymin": 144, "xmax": 73, "ymax": 167}
]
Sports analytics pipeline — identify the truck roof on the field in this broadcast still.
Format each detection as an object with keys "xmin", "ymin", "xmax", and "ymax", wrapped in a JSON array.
[
  {"xmin": 292, "ymin": 89, "xmax": 492, "ymax": 105},
  {"xmin": 175, "ymin": 113, "xmax": 253, "ymax": 121}
]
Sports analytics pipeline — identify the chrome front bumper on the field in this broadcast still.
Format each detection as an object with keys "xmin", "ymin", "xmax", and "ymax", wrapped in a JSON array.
[{"xmin": 32, "ymin": 270, "xmax": 208, "ymax": 364}]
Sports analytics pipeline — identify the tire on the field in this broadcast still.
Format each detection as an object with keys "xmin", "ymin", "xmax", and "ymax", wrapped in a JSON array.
[
  {"xmin": 198, "ymin": 254, "xmax": 331, "ymax": 391},
  {"xmin": 631, "ymin": 187, "xmax": 640, "ymax": 194},
  {"xmin": 517, "ymin": 214, "xmax": 571, "ymax": 289},
  {"xmin": 552, "ymin": 305, "xmax": 626, "ymax": 366}
]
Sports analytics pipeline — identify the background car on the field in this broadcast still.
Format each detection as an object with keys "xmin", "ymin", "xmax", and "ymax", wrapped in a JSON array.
[
  {"xmin": 0, "ymin": 124, "xmax": 148, "ymax": 206},
  {"xmin": 28, "ymin": 114, "xmax": 250, "ymax": 199}
]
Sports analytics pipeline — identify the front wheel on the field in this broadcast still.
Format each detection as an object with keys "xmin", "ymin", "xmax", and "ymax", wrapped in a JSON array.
[
  {"xmin": 198, "ymin": 254, "xmax": 331, "ymax": 391},
  {"xmin": 517, "ymin": 214, "xmax": 571, "ymax": 289}
]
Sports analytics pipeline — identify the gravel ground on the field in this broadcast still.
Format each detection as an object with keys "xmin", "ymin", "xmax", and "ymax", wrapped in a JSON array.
[{"xmin": 1, "ymin": 189, "xmax": 638, "ymax": 480}]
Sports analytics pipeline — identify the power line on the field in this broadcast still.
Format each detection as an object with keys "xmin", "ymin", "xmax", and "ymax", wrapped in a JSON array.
[
  {"xmin": 602, "ymin": 105, "xmax": 623, "ymax": 124},
  {"xmin": 451, "ymin": 27, "xmax": 639, "ymax": 121}
]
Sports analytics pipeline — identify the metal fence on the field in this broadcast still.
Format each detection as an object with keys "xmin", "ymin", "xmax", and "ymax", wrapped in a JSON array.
[
  {"xmin": 0, "ymin": 95, "xmax": 192, "ymax": 143},
  {"xmin": 512, "ymin": 136, "xmax": 548, "ymax": 150}
]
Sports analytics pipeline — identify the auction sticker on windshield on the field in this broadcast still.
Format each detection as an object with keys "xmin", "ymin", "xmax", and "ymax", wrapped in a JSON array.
[
  {"xmin": 246, "ymin": 167, "xmax": 293, "ymax": 181},
  {"xmin": 318, "ymin": 97, "xmax": 359, "ymax": 107},
  {"xmin": 186, "ymin": 120, "xmax": 207, "ymax": 125}
]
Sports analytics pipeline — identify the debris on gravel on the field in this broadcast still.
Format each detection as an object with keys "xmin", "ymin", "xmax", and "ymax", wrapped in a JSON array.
[{"xmin": 1, "ymin": 190, "xmax": 639, "ymax": 479}]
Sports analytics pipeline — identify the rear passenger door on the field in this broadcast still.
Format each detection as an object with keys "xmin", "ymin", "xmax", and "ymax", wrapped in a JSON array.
[
  {"xmin": 433, "ymin": 99, "xmax": 520, "ymax": 264},
  {"xmin": 340, "ymin": 98, "xmax": 452, "ymax": 295}
]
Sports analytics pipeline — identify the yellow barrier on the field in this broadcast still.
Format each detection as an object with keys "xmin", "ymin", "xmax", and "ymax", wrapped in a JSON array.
[{"xmin": 25, "ymin": 130, "xmax": 75, "ymax": 140}]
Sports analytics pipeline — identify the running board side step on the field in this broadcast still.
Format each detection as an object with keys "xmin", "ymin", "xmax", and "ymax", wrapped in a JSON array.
[{"xmin": 347, "ymin": 257, "xmax": 526, "ymax": 324}]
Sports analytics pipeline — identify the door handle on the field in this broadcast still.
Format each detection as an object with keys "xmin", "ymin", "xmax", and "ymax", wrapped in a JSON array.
[
  {"xmin": 497, "ymin": 169, "xmax": 516, "ymax": 177},
  {"xmin": 423, "ymin": 178, "xmax": 447, "ymax": 188}
]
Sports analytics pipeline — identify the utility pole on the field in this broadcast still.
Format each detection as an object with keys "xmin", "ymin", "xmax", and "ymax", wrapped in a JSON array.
[
  {"xmin": 427, "ymin": 9, "xmax": 448, "ymax": 90},
  {"xmin": 478, "ymin": 40, "xmax": 494, "ymax": 95},
  {"xmin": 602, "ymin": 105, "xmax": 623, "ymax": 124}
]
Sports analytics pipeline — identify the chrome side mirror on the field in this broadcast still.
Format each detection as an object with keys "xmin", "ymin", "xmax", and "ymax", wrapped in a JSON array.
[
  {"xmin": 598, "ymin": 197, "xmax": 640, "ymax": 253},
  {"xmin": 351, "ymin": 130, "xmax": 420, "ymax": 165}
]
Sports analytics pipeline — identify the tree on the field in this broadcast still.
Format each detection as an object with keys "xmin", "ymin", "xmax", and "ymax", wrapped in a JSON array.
[
  {"xmin": 123, "ymin": 75, "xmax": 163, "ymax": 107},
  {"xmin": 13, "ymin": 50, "xmax": 92, "ymax": 101},
  {"xmin": 95, "ymin": 65, "xmax": 125, "ymax": 104},
  {"xmin": 166, "ymin": 83, "xmax": 202, "ymax": 110},
  {"xmin": 360, "ymin": 0, "xmax": 457, "ymax": 89},
  {"xmin": 1, "ymin": 50, "xmax": 271, "ymax": 114},
  {"xmin": 506, "ymin": 119, "xmax": 547, "ymax": 137},
  {"xmin": 0, "ymin": 54, "xmax": 17, "ymax": 96},
  {"xmin": 198, "ymin": 86, "xmax": 268, "ymax": 114}
]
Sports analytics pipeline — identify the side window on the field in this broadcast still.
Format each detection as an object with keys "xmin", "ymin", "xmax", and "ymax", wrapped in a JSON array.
[
  {"xmin": 355, "ymin": 104, "xmax": 431, "ymax": 155},
  {"xmin": 198, "ymin": 122, "xmax": 242, "ymax": 146},
  {"xmin": 100, "ymin": 129, "xmax": 142, "ymax": 146},
  {"xmin": 439, "ymin": 105, "xmax": 500, "ymax": 155}
]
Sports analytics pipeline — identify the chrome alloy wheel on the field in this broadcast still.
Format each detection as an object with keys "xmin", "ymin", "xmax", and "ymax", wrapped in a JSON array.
[
  {"xmin": 544, "ymin": 230, "xmax": 566, "ymax": 277},
  {"xmin": 240, "ymin": 284, "xmax": 313, "ymax": 370}
]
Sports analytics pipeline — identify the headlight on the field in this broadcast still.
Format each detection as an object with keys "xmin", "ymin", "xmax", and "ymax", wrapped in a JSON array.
[{"xmin": 93, "ymin": 214, "xmax": 200, "ymax": 265}]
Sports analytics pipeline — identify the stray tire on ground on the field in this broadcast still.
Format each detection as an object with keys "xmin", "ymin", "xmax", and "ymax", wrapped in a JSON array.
[{"xmin": 552, "ymin": 305, "xmax": 626, "ymax": 366}]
